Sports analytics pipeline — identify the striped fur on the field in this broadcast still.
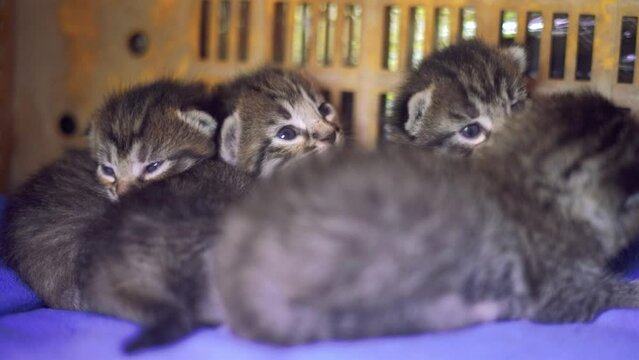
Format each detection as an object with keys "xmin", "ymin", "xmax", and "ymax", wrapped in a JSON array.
[
  {"xmin": 77, "ymin": 159, "xmax": 252, "ymax": 352},
  {"xmin": 2, "ymin": 151, "xmax": 110, "ymax": 309},
  {"xmin": 215, "ymin": 91, "xmax": 639, "ymax": 344}
]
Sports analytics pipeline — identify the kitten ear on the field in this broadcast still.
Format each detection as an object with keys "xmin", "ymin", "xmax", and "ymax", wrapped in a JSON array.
[
  {"xmin": 405, "ymin": 86, "xmax": 435, "ymax": 136},
  {"xmin": 502, "ymin": 46, "xmax": 527, "ymax": 74},
  {"xmin": 220, "ymin": 111, "xmax": 241, "ymax": 166},
  {"xmin": 176, "ymin": 109, "xmax": 218, "ymax": 137}
]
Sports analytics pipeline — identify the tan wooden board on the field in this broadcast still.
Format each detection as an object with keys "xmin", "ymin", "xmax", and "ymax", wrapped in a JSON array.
[{"xmin": 8, "ymin": 0, "xmax": 639, "ymax": 188}]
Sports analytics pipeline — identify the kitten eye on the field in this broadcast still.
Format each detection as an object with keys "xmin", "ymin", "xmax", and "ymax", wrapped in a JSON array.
[
  {"xmin": 145, "ymin": 161, "xmax": 164, "ymax": 174},
  {"xmin": 276, "ymin": 126, "xmax": 298, "ymax": 140},
  {"xmin": 100, "ymin": 165, "xmax": 115, "ymax": 177},
  {"xmin": 511, "ymin": 100, "xmax": 525, "ymax": 112},
  {"xmin": 318, "ymin": 102, "xmax": 333, "ymax": 118},
  {"xmin": 459, "ymin": 123, "xmax": 483, "ymax": 139}
]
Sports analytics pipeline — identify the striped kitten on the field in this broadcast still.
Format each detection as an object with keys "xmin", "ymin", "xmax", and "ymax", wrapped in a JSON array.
[
  {"xmin": 215, "ymin": 91, "xmax": 639, "ymax": 344},
  {"xmin": 210, "ymin": 67, "xmax": 342, "ymax": 176},
  {"xmin": 386, "ymin": 40, "xmax": 528, "ymax": 154},
  {"xmin": 72, "ymin": 69, "xmax": 342, "ymax": 352},
  {"xmin": 3, "ymin": 80, "xmax": 219, "ymax": 308},
  {"xmin": 89, "ymin": 79, "xmax": 217, "ymax": 200}
]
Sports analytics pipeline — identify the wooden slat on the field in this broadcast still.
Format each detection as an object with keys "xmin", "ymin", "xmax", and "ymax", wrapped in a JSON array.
[
  {"xmin": 333, "ymin": 1, "xmax": 345, "ymax": 69},
  {"xmin": 8, "ymin": 0, "xmax": 639, "ymax": 186},
  {"xmin": 564, "ymin": 11, "xmax": 579, "ymax": 82},
  {"xmin": 0, "ymin": 0, "xmax": 15, "ymax": 192}
]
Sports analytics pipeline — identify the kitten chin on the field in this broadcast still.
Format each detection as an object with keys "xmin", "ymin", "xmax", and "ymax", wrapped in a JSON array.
[
  {"xmin": 76, "ymin": 159, "xmax": 253, "ymax": 352},
  {"xmin": 214, "ymin": 91, "xmax": 639, "ymax": 345}
]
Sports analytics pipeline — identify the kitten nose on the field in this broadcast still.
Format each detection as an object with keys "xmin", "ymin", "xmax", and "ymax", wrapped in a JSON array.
[
  {"xmin": 115, "ymin": 182, "xmax": 131, "ymax": 195},
  {"xmin": 314, "ymin": 131, "xmax": 337, "ymax": 144}
]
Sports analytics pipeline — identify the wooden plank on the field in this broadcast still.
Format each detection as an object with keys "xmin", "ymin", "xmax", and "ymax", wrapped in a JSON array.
[
  {"xmin": 0, "ymin": 0, "xmax": 15, "ymax": 192},
  {"xmin": 8, "ymin": 0, "xmax": 639, "ymax": 185}
]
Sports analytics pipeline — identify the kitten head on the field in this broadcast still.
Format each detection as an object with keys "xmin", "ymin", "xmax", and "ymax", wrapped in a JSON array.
[
  {"xmin": 89, "ymin": 79, "xmax": 217, "ymax": 200},
  {"xmin": 480, "ymin": 91, "xmax": 639, "ymax": 252},
  {"xmin": 215, "ymin": 67, "xmax": 342, "ymax": 176},
  {"xmin": 387, "ymin": 40, "xmax": 528, "ymax": 155}
]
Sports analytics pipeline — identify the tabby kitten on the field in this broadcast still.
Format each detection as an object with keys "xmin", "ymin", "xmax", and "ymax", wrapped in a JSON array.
[
  {"xmin": 210, "ymin": 67, "xmax": 342, "ymax": 176},
  {"xmin": 2, "ymin": 150, "xmax": 110, "ymax": 309},
  {"xmin": 77, "ymin": 160, "xmax": 252, "ymax": 352},
  {"xmin": 386, "ymin": 40, "xmax": 528, "ymax": 154},
  {"xmin": 89, "ymin": 79, "xmax": 217, "ymax": 200},
  {"xmin": 215, "ymin": 91, "xmax": 639, "ymax": 344}
]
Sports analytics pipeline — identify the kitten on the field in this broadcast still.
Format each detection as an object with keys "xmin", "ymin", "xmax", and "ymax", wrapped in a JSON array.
[
  {"xmin": 89, "ymin": 79, "xmax": 217, "ymax": 200},
  {"xmin": 214, "ymin": 91, "xmax": 639, "ymax": 344},
  {"xmin": 210, "ymin": 67, "xmax": 343, "ymax": 176},
  {"xmin": 386, "ymin": 40, "xmax": 528, "ymax": 154},
  {"xmin": 76, "ymin": 159, "xmax": 252, "ymax": 352},
  {"xmin": 2, "ymin": 150, "xmax": 111, "ymax": 309},
  {"xmin": 2, "ymin": 80, "xmax": 220, "ymax": 309}
]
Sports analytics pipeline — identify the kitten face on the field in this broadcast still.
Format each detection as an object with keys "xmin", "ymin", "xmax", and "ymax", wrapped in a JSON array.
[
  {"xmin": 218, "ymin": 68, "xmax": 342, "ymax": 176},
  {"xmin": 89, "ymin": 80, "xmax": 217, "ymax": 200},
  {"xmin": 388, "ymin": 40, "xmax": 528, "ymax": 155}
]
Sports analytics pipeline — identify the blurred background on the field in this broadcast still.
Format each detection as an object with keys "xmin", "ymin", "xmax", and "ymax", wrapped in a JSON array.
[{"xmin": 1, "ymin": 0, "xmax": 638, "ymax": 192}]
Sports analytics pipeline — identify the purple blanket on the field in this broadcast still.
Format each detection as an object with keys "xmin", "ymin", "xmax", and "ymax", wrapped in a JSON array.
[{"xmin": 1, "ymin": 195, "xmax": 638, "ymax": 359}]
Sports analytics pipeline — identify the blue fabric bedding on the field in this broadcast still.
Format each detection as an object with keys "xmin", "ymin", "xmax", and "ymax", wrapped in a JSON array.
[{"xmin": 1, "ymin": 195, "xmax": 639, "ymax": 360}]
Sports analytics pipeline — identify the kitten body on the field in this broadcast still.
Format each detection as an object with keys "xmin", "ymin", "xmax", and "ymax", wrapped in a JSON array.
[
  {"xmin": 386, "ymin": 40, "xmax": 528, "ymax": 154},
  {"xmin": 3, "ymin": 80, "xmax": 220, "ymax": 309},
  {"xmin": 211, "ymin": 67, "xmax": 342, "ymax": 176},
  {"xmin": 76, "ymin": 159, "xmax": 252, "ymax": 352},
  {"xmin": 215, "ymin": 91, "xmax": 639, "ymax": 344},
  {"xmin": 90, "ymin": 79, "xmax": 218, "ymax": 200},
  {"xmin": 2, "ymin": 150, "xmax": 110, "ymax": 309}
]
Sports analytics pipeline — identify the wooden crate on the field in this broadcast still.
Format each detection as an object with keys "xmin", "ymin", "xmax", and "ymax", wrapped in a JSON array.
[{"xmin": 5, "ymin": 0, "xmax": 639, "ymax": 189}]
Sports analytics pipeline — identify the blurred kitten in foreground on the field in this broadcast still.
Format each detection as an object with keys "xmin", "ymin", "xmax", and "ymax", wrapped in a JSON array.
[{"xmin": 215, "ymin": 91, "xmax": 639, "ymax": 344}]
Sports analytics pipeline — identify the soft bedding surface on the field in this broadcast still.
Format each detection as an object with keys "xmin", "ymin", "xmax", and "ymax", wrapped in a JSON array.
[{"xmin": 1, "ymin": 195, "xmax": 639, "ymax": 360}]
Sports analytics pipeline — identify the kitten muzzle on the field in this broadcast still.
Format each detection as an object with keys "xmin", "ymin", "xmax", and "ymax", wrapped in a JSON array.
[{"xmin": 115, "ymin": 182, "xmax": 133, "ymax": 196}]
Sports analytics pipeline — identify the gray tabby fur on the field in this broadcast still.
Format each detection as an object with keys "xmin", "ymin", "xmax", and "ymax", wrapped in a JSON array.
[
  {"xmin": 76, "ymin": 159, "xmax": 252, "ymax": 352},
  {"xmin": 2, "ymin": 150, "xmax": 110, "ymax": 309},
  {"xmin": 215, "ymin": 91, "xmax": 639, "ymax": 344}
]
